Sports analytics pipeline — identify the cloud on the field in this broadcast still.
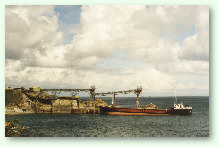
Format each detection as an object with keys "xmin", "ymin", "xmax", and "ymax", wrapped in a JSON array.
[
  {"xmin": 64, "ymin": 5, "xmax": 209, "ymax": 74},
  {"xmin": 179, "ymin": 32, "xmax": 209, "ymax": 61},
  {"xmin": 6, "ymin": 5, "xmax": 209, "ymax": 72},
  {"xmin": 5, "ymin": 59, "xmax": 176, "ymax": 95},
  {"xmin": 6, "ymin": 59, "xmax": 208, "ymax": 96},
  {"xmin": 5, "ymin": 5, "xmax": 65, "ymax": 67},
  {"xmin": 5, "ymin": 6, "xmax": 209, "ymax": 96},
  {"xmin": 179, "ymin": 6, "xmax": 209, "ymax": 61}
]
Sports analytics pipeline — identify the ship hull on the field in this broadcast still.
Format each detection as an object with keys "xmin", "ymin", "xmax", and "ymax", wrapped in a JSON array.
[
  {"xmin": 171, "ymin": 109, "xmax": 192, "ymax": 115},
  {"xmin": 99, "ymin": 107, "xmax": 192, "ymax": 115}
]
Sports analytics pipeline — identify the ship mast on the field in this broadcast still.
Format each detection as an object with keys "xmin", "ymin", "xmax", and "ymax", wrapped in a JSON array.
[{"xmin": 174, "ymin": 86, "xmax": 177, "ymax": 104}]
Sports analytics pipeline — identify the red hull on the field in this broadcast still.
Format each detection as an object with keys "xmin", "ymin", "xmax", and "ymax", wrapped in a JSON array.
[
  {"xmin": 102, "ymin": 112, "xmax": 172, "ymax": 115},
  {"xmin": 100, "ymin": 107, "xmax": 192, "ymax": 115}
]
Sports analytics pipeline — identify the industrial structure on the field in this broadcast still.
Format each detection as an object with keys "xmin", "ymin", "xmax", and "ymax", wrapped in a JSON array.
[
  {"xmin": 6, "ymin": 86, "xmax": 143, "ymax": 114},
  {"xmin": 95, "ymin": 86, "xmax": 143, "ymax": 109}
]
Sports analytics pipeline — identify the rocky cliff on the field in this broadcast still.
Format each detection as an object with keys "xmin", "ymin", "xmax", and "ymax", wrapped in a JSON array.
[{"xmin": 5, "ymin": 89, "xmax": 108, "ymax": 114}]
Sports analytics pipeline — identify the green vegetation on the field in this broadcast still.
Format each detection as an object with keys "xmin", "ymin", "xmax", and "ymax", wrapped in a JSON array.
[{"xmin": 5, "ymin": 90, "xmax": 24, "ymax": 106}]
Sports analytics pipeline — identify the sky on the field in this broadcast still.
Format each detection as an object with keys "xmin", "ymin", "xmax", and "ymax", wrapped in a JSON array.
[{"xmin": 5, "ymin": 5, "xmax": 209, "ymax": 96}]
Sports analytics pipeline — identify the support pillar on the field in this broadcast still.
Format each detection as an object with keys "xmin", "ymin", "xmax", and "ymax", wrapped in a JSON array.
[
  {"xmin": 93, "ymin": 94, "xmax": 96, "ymax": 114},
  {"xmin": 90, "ymin": 86, "xmax": 96, "ymax": 114},
  {"xmin": 35, "ymin": 97, "xmax": 38, "ymax": 113},
  {"xmin": 50, "ymin": 100, "xmax": 53, "ymax": 114},
  {"xmin": 136, "ymin": 86, "xmax": 142, "ymax": 109},
  {"xmin": 93, "ymin": 94, "xmax": 95, "ymax": 108},
  {"xmin": 136, "ymin": 93, "xmax": 140, "ymax": 109},
  {"xmin": 89, "ymin": 92, "xmax": 92, "ymax": 109},
  {"xmin": 34, "ymin": 97, "xmax": 37, "ymax": 113}
]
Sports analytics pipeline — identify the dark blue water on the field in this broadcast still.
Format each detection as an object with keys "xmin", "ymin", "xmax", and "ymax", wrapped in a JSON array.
[{"xmin": 5, "ymin": 97, "xmax": 209, "ymax": 137}]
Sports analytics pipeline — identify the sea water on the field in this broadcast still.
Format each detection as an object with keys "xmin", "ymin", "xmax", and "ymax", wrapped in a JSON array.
[{"xmin": 5, "ymin": 97, "xmax": 209, "ymax": 137}]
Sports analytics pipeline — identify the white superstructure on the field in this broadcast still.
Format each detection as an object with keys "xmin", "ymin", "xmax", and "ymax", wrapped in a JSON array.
[{"xmin": 174, "ymin": 101, "xmax": 192, "ymax": 110}]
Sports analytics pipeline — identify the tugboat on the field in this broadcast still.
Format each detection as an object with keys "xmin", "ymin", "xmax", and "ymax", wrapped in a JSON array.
[{"xmin": 99, "ymin": 87, "xmax": 192, "ymax": 115}]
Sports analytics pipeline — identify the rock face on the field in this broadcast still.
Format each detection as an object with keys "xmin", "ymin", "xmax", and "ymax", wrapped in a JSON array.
[
  {"xmin": 5, "ymin": 120, "xmax": 26, "ymax": 137},
  {"xmin": 5, "ymin": 89, "xmax": 33, "ymax": 113},
  {"xmin": 5, "ymin": 89, "xmax": 108, "ymax": 114},
  {"xmin": 95, "ymin": 99, "xmax": 108, "ymax": 107},
  {"xmin": 83, "ymin": 98, "xmax": 108, "ymax": 107},
  {"xmin": 52, "ymin": 99, "xmax": 71, "ymax": 113},
  {"xmin": 5, "ymin": 89, "xmax": 54, "ymax": 113}
]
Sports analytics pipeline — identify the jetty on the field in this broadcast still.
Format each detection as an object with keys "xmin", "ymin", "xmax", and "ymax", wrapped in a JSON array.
[{"xmin": 5, "ymin": 86, "xmax": 142, "ymax": 114}]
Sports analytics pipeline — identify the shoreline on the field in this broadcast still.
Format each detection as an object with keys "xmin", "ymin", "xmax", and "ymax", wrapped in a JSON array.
[
  {"xmin": 5, "ymin": 110, "xmax": 34, "ymax": 115},
  {"xmin": 5, "ymin": 112, "xmax": 34, "ymax": 115}
]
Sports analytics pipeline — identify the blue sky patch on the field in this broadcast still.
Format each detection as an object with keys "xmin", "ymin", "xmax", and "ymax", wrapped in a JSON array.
[
  {"xmin": 54, "ymin": 5, "xmax": 81, "ymax": 25},
  {"xmin": 54, "ymin": 5, "xmax": 81, "ymax": 44},
  {"xmin": 160, "ymin": 24, "xmax": 197, "ymax": 45}
]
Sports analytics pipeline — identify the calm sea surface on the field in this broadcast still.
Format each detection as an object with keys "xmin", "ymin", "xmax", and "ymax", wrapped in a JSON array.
[{"xmin": 5, "ymin": 97, "xmax": 209, "ymax": 137}]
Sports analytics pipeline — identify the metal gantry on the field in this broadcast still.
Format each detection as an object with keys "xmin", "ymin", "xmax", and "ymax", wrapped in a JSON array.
[
  {"xmin": 41, "ymin": 86, "xmax": 96, "ymax": 109},
  {"xmin": 95, "ymin": 86, "xmax": 142, "ymax": 108},
  {"xmin": 40, "ymin": 86, "xmax": 142, "ymax": 109}
]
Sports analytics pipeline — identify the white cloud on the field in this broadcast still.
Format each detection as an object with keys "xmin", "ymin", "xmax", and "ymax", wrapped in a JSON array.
[
  {"xmin": 5, "ymin": 6, "xmax": 209, "ymax": 96},
  {"xmin": 5, "ymin": 59, "xmax": 177, "ymax": 96},
  {"xmin": 6, "ymin": 59, "xmax": 208, "ymax": 96},
  {"xmin": 64, "ymin": 5, "xmax": 209, "ymax": 74},
  {"xmin": 5, "ymin": 6, "xmax": 65, "ymax": 67},
  {"xmin": 179, "ymin": 6, "xmax": 209, "ymax": 61}
]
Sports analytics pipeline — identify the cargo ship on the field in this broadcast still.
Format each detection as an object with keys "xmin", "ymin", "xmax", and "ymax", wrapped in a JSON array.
[
  {"xmin": 100, "ymin": 101, "xmax": 192, "ymax": 115},
  {"xmin": 100, "ymin": 88, "xmax": 192, "ymax": 116}
]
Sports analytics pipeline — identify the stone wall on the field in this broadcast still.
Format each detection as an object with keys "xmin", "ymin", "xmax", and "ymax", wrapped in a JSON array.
[{"xmin": 51, "ymin": 99, "xmax": 86, "ymax": 113}]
